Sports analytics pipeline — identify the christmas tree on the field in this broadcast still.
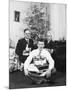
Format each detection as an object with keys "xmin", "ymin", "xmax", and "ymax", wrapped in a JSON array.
[{"xmin": 24, "ymin": 3, "xmax": 50, "ymax": 42}]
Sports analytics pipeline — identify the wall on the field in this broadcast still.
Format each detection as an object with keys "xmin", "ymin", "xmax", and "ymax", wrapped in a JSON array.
[
  {"xmin": 9, "ymin": 0, "xmax": 31, "ymax": 47},
  {"xmin": 50, "ymin": 4, "xmax": 66, "ymax": 41}
]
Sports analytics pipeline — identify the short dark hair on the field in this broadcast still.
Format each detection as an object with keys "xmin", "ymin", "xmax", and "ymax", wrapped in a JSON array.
[
  {"xmin": 24, "ymin": 28, "xmax": 30, "ymax": 33},
  {"xmin": 37, "ymin": 38, "xmax": 45, "ymax": 43}
]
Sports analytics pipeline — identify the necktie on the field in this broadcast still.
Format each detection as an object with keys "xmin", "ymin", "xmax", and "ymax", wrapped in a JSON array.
[{"xmin": 39, "ymin": 49, "xmax": 42, "ymax": 58}]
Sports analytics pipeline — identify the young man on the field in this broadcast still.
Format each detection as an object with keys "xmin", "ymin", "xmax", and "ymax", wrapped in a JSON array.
[
  {"xmin": 24, "ymin": 38, "xmax": 56, "ymax": 84},
  {"xmin": 15, "ymin": 28, "xmax": 34, "ymax": 70}
]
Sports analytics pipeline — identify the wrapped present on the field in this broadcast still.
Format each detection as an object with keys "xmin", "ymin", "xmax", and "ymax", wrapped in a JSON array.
[{"xmin": 9, "ymin": 48, "xmax": 18, "ymax": 72}]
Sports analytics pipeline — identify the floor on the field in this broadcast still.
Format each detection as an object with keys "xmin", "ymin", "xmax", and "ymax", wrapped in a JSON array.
[{"xmin": 9, "ymin": 70, "xmax": 66, "ymax": 89}]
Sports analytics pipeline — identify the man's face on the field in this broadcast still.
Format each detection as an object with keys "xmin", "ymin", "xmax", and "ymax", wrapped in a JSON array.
[
  {"xmin": 24, "ymin": 30, "xmax": 30, "ymax": 39},
  {"xmin": 37, "ymin": 41, "xmax": 44, "ymax": 50},
  {"xmin": 47, "ymin": 35, "xmax": 52, "ymax": 41}
]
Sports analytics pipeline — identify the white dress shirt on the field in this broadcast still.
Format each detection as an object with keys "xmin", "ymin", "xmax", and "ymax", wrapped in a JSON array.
[{"xmin": 24, "ymin": 48, "xmax": 54, "ymax": 72}]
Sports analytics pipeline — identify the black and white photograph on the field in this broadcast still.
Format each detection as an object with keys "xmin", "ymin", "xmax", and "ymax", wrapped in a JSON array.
[{"xmin": 9, "ymin": 0, "xmax": 66, "ymax": 89}]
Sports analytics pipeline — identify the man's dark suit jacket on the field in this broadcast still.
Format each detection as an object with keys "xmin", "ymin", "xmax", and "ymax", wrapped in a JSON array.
[
  {"xmin": 15, "ymin": 38, "xmax": 33, "ymax": 63},
  {"xmin": 44, "ymin": 40, "xmax": 56, "ymax": 59},
  {"xmin": 44, "ymin": 40, "xmax": 55, "ymax": 49}
]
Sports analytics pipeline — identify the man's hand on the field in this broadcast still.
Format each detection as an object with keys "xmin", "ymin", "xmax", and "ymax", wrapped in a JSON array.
[
  {"xmin": 50, "ymin": 49, "xmax": 54, "ymax": 53},
  {"xmin": 24, "ymin": 64, "xmax": 29, "ymax": 75},
  {"xmin": 19, "ymin": 63, "xmax": 24, "ymax": 71},
  {"xmin": 40, "ymin": 71, "xmax": 46, "ymax": 77},
  {"xmin": 46, "ymin": 69, "xmax": 51, "ymax": 78},
  {"xmin": 24, "ymin": 68, "xmax": 28, "ymax": 76}
]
